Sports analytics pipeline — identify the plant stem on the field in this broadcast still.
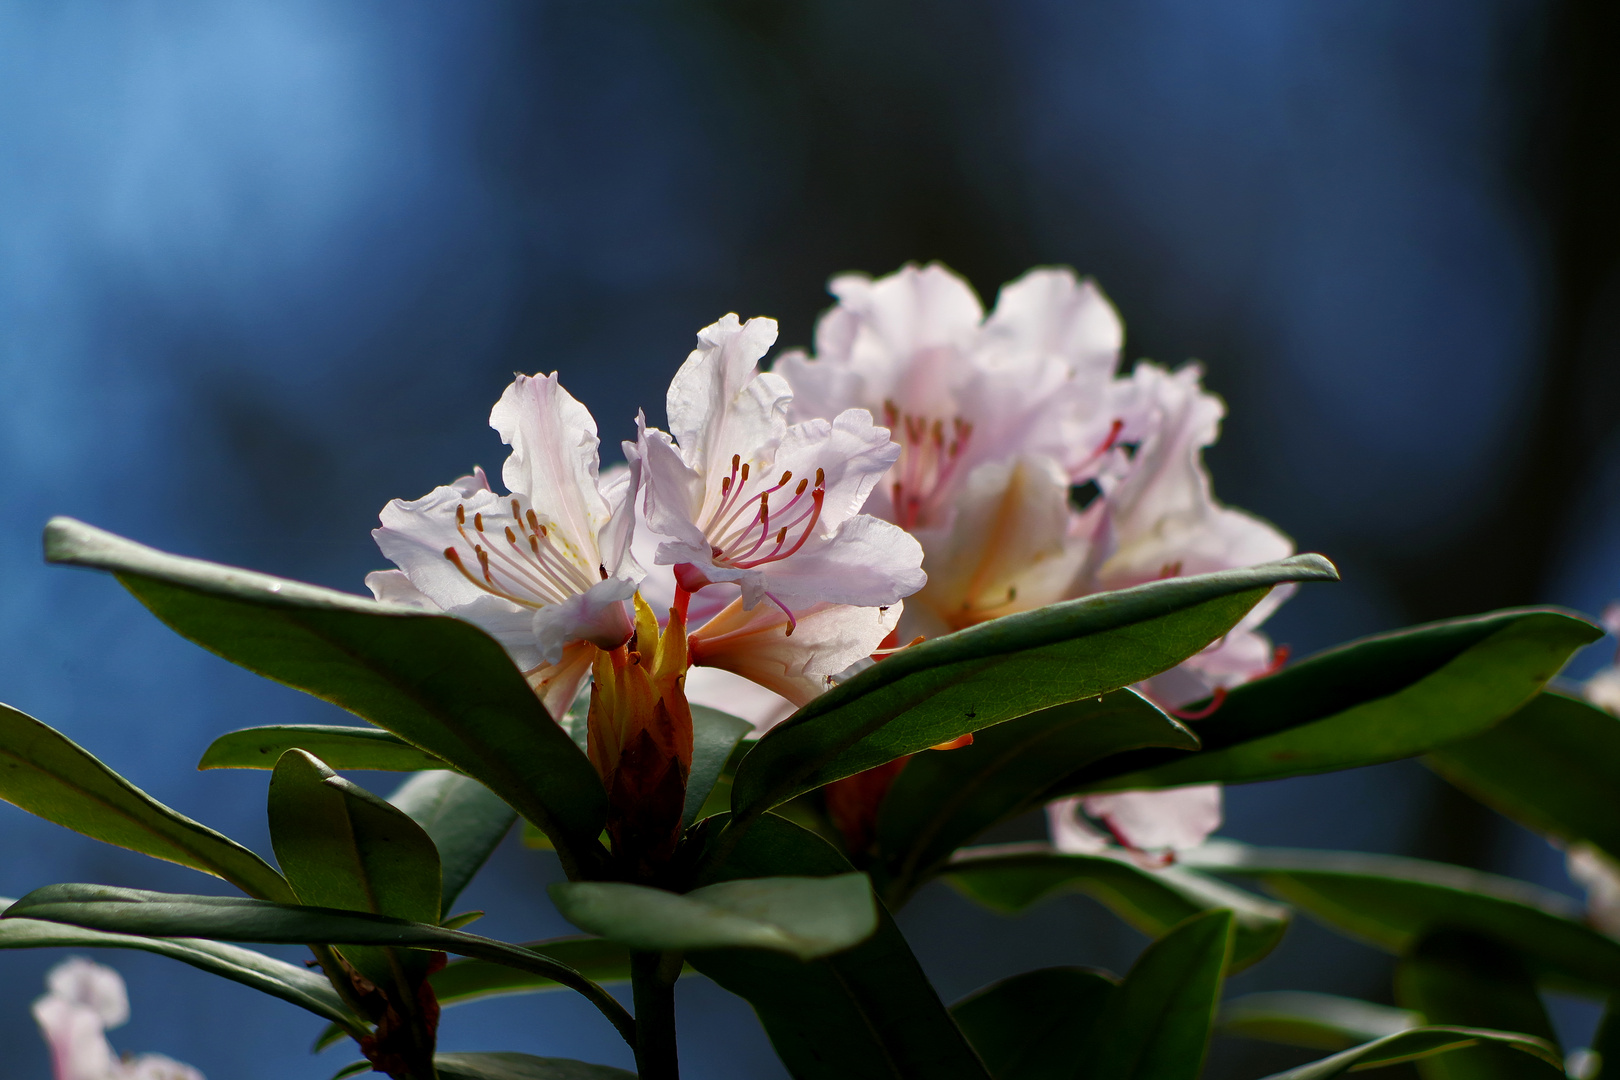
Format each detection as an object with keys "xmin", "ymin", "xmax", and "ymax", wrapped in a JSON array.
[{"xmin": 631, "ymin": 950, "xmax": 681, "ymax": 1080}]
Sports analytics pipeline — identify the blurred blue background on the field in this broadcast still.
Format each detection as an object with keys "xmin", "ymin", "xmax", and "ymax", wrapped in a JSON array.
[{"xmin": 2, "ymin": 2, "xmax": 1618, "ymax": 1076}]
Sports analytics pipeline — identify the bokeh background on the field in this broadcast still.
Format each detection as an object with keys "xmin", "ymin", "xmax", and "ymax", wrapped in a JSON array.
[{"xmin": 2, "ymin": 2, "xmax": 1618, "ymax": 1076}]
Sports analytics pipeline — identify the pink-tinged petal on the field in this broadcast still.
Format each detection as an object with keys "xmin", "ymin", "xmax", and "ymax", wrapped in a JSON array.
[
  {"xmin": 596, "ymin": 461, "xmax": 642, "ymax": 581},
  {"xmin": 490, "ymin": 373, "xmax": 613, "ymax": 559},
  {"xmin": 689, "ymin": 598, "xmax": 901, "ymax": 706},
  {"xmin": 635, "ymin": 424, "xmax": 710, "ymax": 560},
  {"xmin": 776, "ymin": 346, "xmax": 870, "ymax": 429},
  {"xmin": 907, "ymin": 456, "xmax": 1088, "ymax": 629},
  {"xmin": 1045, "ymin": 797, "xmax": 1112, "ymax": 855},
  {"xmin": 531, "ymin": 575, "xmax": 636, "ymax": 664},
  {"xmin": 1586, "ymin": 666, "xmax": 1620, "ymax": 717},
  {"xmin": 737, "ymin": 513, "xmax": 926, "ymax": 611},
  {"xmin": 363, "ymin": 569, "xmax": 441, "ymax": 611},
  {"xmin": 684, "ymin": 666, "xmax": 798, "ymax": 732},
  {"xmin": 1569, "ymin": 843, "xmax": 1620, "ymax": 937},
  {"xmin": 665, "ymin": 314, "xmax": 783, "ymax": 471},
  {"xmin": 769, "ymin": 408, "xmax": 901, "ymax": 528},
  {"xmin": 1080, "ymin": 785, "xmax": 1223, "ymax": 854},
  {"xmin": 46, "ymin": 957, "xmax": 129, "ymax": 1027},
  {"xmin": 33, "ymin": 998, "xmax": 117, "ymax": 1080},
  {"xmin": 123, "ymin": 1055, "xmax": 207, "ymax": 1080},
  {"xmin": 981, "ymin": 268, "xmax": 1122, "ymax": 384},
  {"xmin": 374, "ymin": 483, "xmax": 531, "ymax": 612},
  {"xmin": 527, "ymin": 639, "xmax": 599, "ymax": 721}
]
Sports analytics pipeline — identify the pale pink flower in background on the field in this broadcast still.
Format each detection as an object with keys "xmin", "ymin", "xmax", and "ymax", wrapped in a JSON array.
[
  {"xmin": 1568, "ymin": 843, "xmax": 1620, "ymax": 938},
  {"xmin": 774, "ymin": 262, "xmax": 1297, "ymax": 857},
  {"xmin": 633, "ymin": 313, "xmax": 925, "ymax": 623},
  {"xmin": 1580, "ymin": 602, "xmax": 1620, "ymax": 716},
  {"xmin": 33, "ymin": 958, "xmax": 204, "ymax": 1080},
  {"xmin": 1045, "ymin": 786, "xmax": 1224, "ymax": 867},
  {"xmin": 368, "ymin": 372, "xmax": 642, "ymax": 717}
]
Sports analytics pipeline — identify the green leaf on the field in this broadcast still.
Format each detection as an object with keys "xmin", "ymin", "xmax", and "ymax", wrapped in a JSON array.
[
  {"xmin": 1394, "ymin": 929, "xmax": 1563, "ymax": 1078},
  {"xmin": 1427, "ymin": 691, "xmax": 1620, "ymax": 860},
  {"xmin": 686, "ymin": 813, "xmax": 993, "ymax": 1080},
  {"xmin": 45, "ymin": 517, "xmax": 608, "ymax": 878},
  {"xmin": 683, "ymin": 706, "xmax": 753, "ymax": 829},
  {"xmin": 1074, "ymin": 609, "xmax": 1600, "ymax": 792},
  {"xmin": 729, "ymin": 556, "xmax": 1337, "ymax": 819},
  {"xmin": 434, "ymin": 1053, "xmax": 636, "ymax": 1080},
  {"xmin": 200, "ymin": 724, "xmax": 447, "ymax": 772},
  {"xmin": 269, "ymin": 749, "xmax": 443, "ymax": 989},
  {"xmin": 1087, "ymin": 909, "xmax": 1233, "ymax": 1080},
  {"xmin": 945, "ymin": 843, "xmax": 1289, "ymax": 973},
  {"xmin": 1257, "ymin": 1028, "xmax": 1562, "ymax": 1080},
  {"xmin": 3, "ymin": 883, "xmax": 638, "ymax": 1046},
  {"xmin": 548, "ymin": 874, "xmax": 877, "ymax": 961},
  {"xmin": 1186, "ymin": 842, "xmax": 1620, "ymax": 995},
  {"xmin": 432, "ymin": 938, "xmax": 640, "ymax": 1005},
  {"xmin": 0, "ymin": 898, "xmax": 363, "ymax": 1032},
  {"xmin": 0, "ymin": 702, "xmax": 292, "ymax": 902},
  {"xmin": 875, "ymin": 690, "xmax": 1196, "ymax": 905},
  {"xmin": 1220, "ymin": 992, "xmax": 1419, "ymax": 1051},
  {"xmin": 386, "ymin": 770, "xmax": 516, "ymax": 912},
  {"xmin": 950, "ymin": 967, "xmax": 1117, "ymax": 1080}
]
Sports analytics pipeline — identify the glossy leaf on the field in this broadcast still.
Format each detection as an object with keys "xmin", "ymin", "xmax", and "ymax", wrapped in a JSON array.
[
  {"xmin": 1428, "ymin": 691, "xmax": 1620, "ymax": 860},
  {"xmin": 200, "ymin": 724, "xmax": 446, "ymax": 772},
  {"xmin": 0, "ymin": 898, "xmax": 362, "ymax": 1032},
  {"xmin": 549, "ymin": 874, "xmax": 876, "ymax": 961},
  {"xmin": 946, "ymin": 843, "xmax": 1289, "ymax": 973},
  {"xmin": 729, "ymin": 556, "xmax": 1337, "ymax": 820},
  {"xmin": 1087, "ymin": 909, "xmax": 1233, "ymax": 1080},
  {"xmin": 434, "ymin": 1053, "xmax": 636, "ymax": 1080},
  {"xmin": 1220, "ymin": 992, "xmax": 1418, "ymax": 1051},
  {"xmin": 1186, "ymin": 842, "xmax": 1620, "ymax": 995},
  {"xmin": 45, "ymin": 517, "xmax": 608, "ymax": 877},
  {"xmin": 1394, "ymin": 929, "xmax": 1563, "ymax": 1078},
  {"xmin": 0, "ymin": 702, "xmax": 292, "ymax": 902},
  {"xmin": 875, "ymin": 690, "xmax": 1195, "ymax": 905},
  {"xmin": 4, "ymin": 883, "xmax": 638, "ymax": 1046},
  {"xmin": 683, "ymin": 706, "xmax": 753, "ymax": 829},
  {"xmin": 951, "ymin": 967, "xmax": 1117, "ymax": 1080},
  {"xmin": 387, "ymin": 770, "xmax": 516, "ymax": 911},
  {"xmin": 1258, "ymin": 1028, "xmax": 1562, "ymax": 1080},
  {"xmin": 269, "ymin": 749, "xmax": 442, "ymax": 987},
  {"xmin": 1075, "ymin": 609, "xmax": 1599, "ymax": 792},
  {"xmin": 687, "ymin": 813, "xmax": 992, "ymax": 1080}
]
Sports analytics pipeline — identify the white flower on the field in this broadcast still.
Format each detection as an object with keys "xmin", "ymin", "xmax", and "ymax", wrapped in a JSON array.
[
  {"xmin": 369, "ymin": 372, "xmax": 642, "ymax": 716},
  {"xmin": 633, "ymin": 314, "xmax": 925, "ymax": 623},
  {"xmin": 1046, "ymin": 786, "xmax": 1224, "ymax": 867},
  {"xmin": 33, "ymin": 959, "xmax": 204, "ymax": 1080},
  {"xmin": 1568, "ymin": 843, "xmax": 1620, "ymax": 937}
]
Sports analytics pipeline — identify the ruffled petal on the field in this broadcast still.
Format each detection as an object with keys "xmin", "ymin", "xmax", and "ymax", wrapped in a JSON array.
[
  {"xmin": 770, "ymin": 408, "xmax": 902, "ymax": 528},
  {"xmin": 530, "ymin": 575, "xmax": 637, "ymax": 664},
  {"xmin": 733, "ymin": 513, "xmax": 926, "ymax": 610},
  {"xmin": 636, "ymin": 424, "xmax": 710, "ymax": 561},
  {"xmin": 490, "ymin": 373, "xmax": 611, "ymax": 563},
  {"xmin": 46, "ymin": 958, "xmax": 128, "ymax": 1028},
  {"xmin": 363, "ymin": 569, "xmax": 441, "ymax": 611},
  {"xmin": 665, "ymin": 314, "xmax": 783, "ymax": 474},
  {"xmin": 1081, "ymin": 785, "xmax": 1224, "ymax": 854},
  {"xmin": 981, "ymin": 267, "xmax": 1122, "ymax": 385},
  {"xmin": 689, "ymin": 598, "xmax": 901, "ymax": 706}
]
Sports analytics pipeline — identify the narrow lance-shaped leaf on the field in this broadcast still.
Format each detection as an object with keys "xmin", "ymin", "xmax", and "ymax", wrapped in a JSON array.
[
  {"xmin": 45, "ymin": 517, "xmax": 608, "ymax": 878},
  {"xmin": 3, "ymin": 884, "xmax": 638, "ymax": 1048},
  {"xmin": 1185, "ymin": 841, "xmax": 1620, "ymax": 996},
  {"xmin": 387, "ymin": 770, "xmax": 516, "ymax": 913},
  {"xmin": 875, "ymin": 689, "xmax": 1196, "ymax": 905},
  {"xmin": 950, "ymin": 967, "xmax": 1117, "ymax": 1080},
  {"xmin": 549, "ymin": 875, "xmax": 876, "ymax": 962},
  {"xmin": 0, "ymin": 702, "xmax": 292, "ymax": 902},
  {"xmin": 269, "ymin": 749, "xmax": 443, "ymax": 989},
  {"xmin": 730, "ymin": 555, "xmax": 1336, "ymax": 822},
  {"xmin": 686, "ymin": 813, "xmax": 993, "ymax": 1080},
  {"xmin": 1257, "ymin": 1028, "xmax": 1562, "ymax": 1080},
  {"xmin": 1427, "ymin": 691, "xmax": 1620, "ymax": 862},
  {"xmin": 946, "ymin": 842, "xmax": 1289, "ymax": 973},
  {"xmin": 434, "ymin": 1053, "xmax": 636, "ymax": 1080},
  {"xmin": 1070, "ymin": 609, "xmax": 1599, "ymax": 793},
  {"xmin": 201, "ymin": 725, "xmax": 447, "ymax": 773},
  {"xmin": 1086, "ymin": 909, "xmax": 1234, "ymax": 1080},
  {"xmin": 0, "ymin": 899, "xmax": 363, "ymax": 1033},
  {"xmin": 1220, "ymin": 992, "xmax": 1419, "ymax": 1051}
]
